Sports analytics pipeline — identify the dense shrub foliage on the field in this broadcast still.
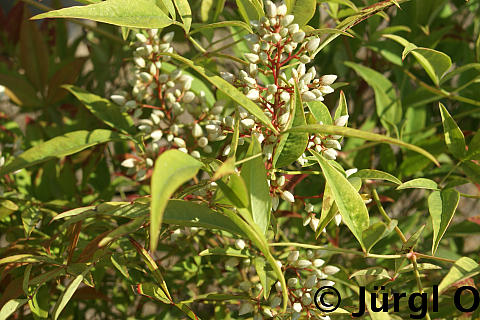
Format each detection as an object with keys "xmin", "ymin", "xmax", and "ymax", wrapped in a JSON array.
[{"xmin": 0, "ymin": 0, "xmax": 479, "ymax": 319}]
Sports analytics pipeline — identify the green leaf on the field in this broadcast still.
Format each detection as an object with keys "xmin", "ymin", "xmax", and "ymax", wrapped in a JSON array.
[
  {"xmin": 174, "ymin": 0, "xmax": 192, "ymax": 32},
  {"xmin": 212, "ymin": 157, "xmax": 236, "ymax": 181},
  {"xmin": 0, "ymin": 299, "xmax": 29, "ymax": 320},
  {"xmin": 350, "ymin": 169, "xmax": 402, "ymax": 185},
  {"xmin": 150, "ymin": 150, "xmax": 202, "ymax": 251},
  {"xmin": 334, "ymin": 90, "xmax": 348, "ymax": 121},
  {"xmin": 0, "ymin": 254, "xmax": 57, "ymax": 266},
  {"xmin": 307, "ymin": 101, "xmax": 333, "ymax": 125},
  {"xmin": 438, "ymin": 257, "xmax": 480, "ymax": 294},
  {"xmin": 273, "ymin": 82, "xmax": 308, "ymax": 168},
  {"xmin": 316, "ymin": 182, "xmax": 337, "ymax": 238},
  {"xmin": 236, "ymin": 0, "xmax": 263, "ymax": 23},
  {"xmin": 136, "ymin": 282, "xmax": 171, "ymax": 304},
  {"xmin": 99, "ymin": 216, "xmax": 146, "ymax": 247},
  {"xmin": 350, "ymin": 267, "xmax": 391, "ymax": 281},
  {"xmin": 0, "ymin": 130, "xmax": 125, "ymax": 176},
  {"xmin": 23, "ymin": 265, "xmax": 32, "ymax": 295},
  {"xmin": 216, "ymin": 174, "xmax": 250, "ymax": 208},
  {"xmin": 288, "ymin": 0, "xmax": 317, "ymax": 26},
  {"xmin": 384, "ymin": 34, "xmax": 452, "ymax": 86},
  {"xmin": 32, "ymin": 0, "xmax": 174, "ymax": 29},
  {"xmin": 253, "ymin": 257, "xmax": 275, "ymax": 299},
  {"xmin": 439, "ymin": 103, "xmax": 466, "ymax": 159},
  {"xmin": 428, "ymin": 189, "xmax": 460, "ymax": 255},
  {"xmin": 462, "ymin": 161, "xmax": 480, "ymax": 184},
  {"xmin": 47, "ymin": 58, "xmax": 87, "ymax": 104},
  {"xmin": 241, "ymin": 138, "xmax": 271, "ymax": 234},
  {"xmin": 190, "ymin": 21, "xmax": 252, "ymax": 34},
  {"xmin": 160, "ymin": 52, "xmax": 278, "ymax": 134},
  {"xmin": 164, "ymin": 200, "xmax": 245, "ymax": 236},
  {"xmin": 401, "ymin": 225, "xmax": 425, "ymax": 253},
  {"xmin": 345, "ymin": 62, "xmax": 402, "ymax": 132},
  {"xmin": 311, "ymin": 150, "xmax": 369, "ymax": 251},
  {"xmin": 306, "ymin": 28, "xmax": 353, "ymax": 38},
  {"xmin": 287, "ymin": 124, "xmax": 439, "ymax": 166},
  {"xmin": 64, "ymin": 85, "xmax": 135, "ymax": 134},
  {"xmin": 157, "ymin": 0, "xmax": 176, "ymax": 19},
  {"xmin": 199, "ymin": 247, "xmax": 250, "ymax": 258},
  {"xmin": 362, "ymin": 220, "xmax": 397, "ymax": 253},
  {"xmin": 467, "ymin": 130, "xmax": 480, "ymax": 160},
  {"xmin": 396, "ymin": 178, "xmax": 438, "ymax": 190},
  {"xmin": 52, "ymin": 268, "xmax": 92, "ymax": 320}
]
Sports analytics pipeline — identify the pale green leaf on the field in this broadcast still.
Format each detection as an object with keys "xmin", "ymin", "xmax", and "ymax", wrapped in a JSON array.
[
  {"xmin": 0, "ymin": 130, "xmax": 125, "ymax": 175},
  {"xmin": 288, "ymin": 0, "xmax": 317, "ymax": 26},
  {"xmin": 32, "ymin": 0, "xmax": 174, "ymax": 29},
  {"xmin": 428, "ymin": 189, "xmax": 460, "ymax": 255},
  {"xmin": 174, "ymin": 0, "xmax": 192, "ymax": 32},
  {"xmin": 350, "ymin": 169, "xmax": 402, "ymax": 185},
  {"xmin": 150, "ymin": 150, "xmax": 202, "ymax": 251},
  {"xmin": 190, "ymin": 21, "xmax": 252, "ymax": 34},
  {"xmin": 439, "ymin": 103, "xmax": 466, "ymax": 159},
  {"xmin": 311, "ymin": 150, "xmax": 369, "ymax": 251},
  {"xmin": 396, "ymin": 178, "xmax": 438, "ymax": 190},
  {"xmin": 52, "ymin": 268, "xmax": 91, "ymax": 320},
  {"xmin": 0, "ymin": 299, "xmax": 29, "ymax": 320}
]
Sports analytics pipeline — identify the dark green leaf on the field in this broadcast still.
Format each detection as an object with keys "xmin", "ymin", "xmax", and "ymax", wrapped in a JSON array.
[
  {"xmin": 439, "ymin": 103, "xmax": 466, "ymax": 159},
  {"xmin": 428, "ymin": 189, "xmax": 460, "ymax": 254}
]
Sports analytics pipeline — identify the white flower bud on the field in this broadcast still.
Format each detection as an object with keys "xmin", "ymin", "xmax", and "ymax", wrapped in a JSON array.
[
  {"xmin": 277, "ymin": 3, "xmax": 287, "ymax": 16},
  {"xmin": 323, "ymin": 265, "xmax": 340, "ymax": 275},
  {"xmin": 319, "ymin": 74, "xmax": 338, "ymax": 85},
  {"xmin": 300, "ymin": 55, "xmax": 310, "ymax": 63},
  {"xmin": 135, "ymin": 33, "xmax": 148, "ymax": 43},
  {"xmin": 110, "ymin": 94, "xmax": 126, "ymax": 106},
  {"xmin": 134, "ymin": 56, "xmax": 146, "ymax": 68},
  {"xmin": 301, "ymin": 91, "xmax": 316, "ymax": 102},
  {"xmin": 309, "ymin": 216, "xmax": 320, "ymax": 231},
  {"xmin": 288, "ymin": 277, "xmax": 298, "ymax": 288},
  {"xmin": 280, "ymin": 91, "xmax": 290, "ymax": 103},
  {"xmin": 281, "ymin": 14, "xmax": 294, "ymax": 27},
  {"xmin": 324, "ymin": 139, "xmax": 342, "ymax": 150},
  {"xmin": 139, "ymin": 72, "xmax": 152, "ymax": 82},
  {"xmin": 222, "ymin": 145, "xmax": 231, "ymax": 156},
  {"xmin": 281, "ymin": 190, "xmax": 295, "ymax": 203},
  {"xmin": 151, "ymin": 130, "xmax": 163, "ymax": 141},
  {"xmin": 249, "ymin": 63, "xmax": 258, "ymax": 76},
  {"xmin": 287, "ymin": 250, "xmax": 300, "ymax": 262},
  {"xmin": 277, "ymin": 175, "xmax": 286, "ymax": 187},
  {"xmin": 334, "ymin": 213, "xmax": 342, "ymax": 226},
  {"xmin": 293, "ymin": 302, "xmax": 303, "ymax": 313},
  {"xmin": 259, "ymin": 52, "xmax": 269, "ymax": 64},
  {"xmin": 149, "ymin": 63, "xmax": 157, "ymax": 76},
  {"xmin": 306, "ymin": 37, "xmax": 321, "ymax": 53},
  {"xmin": 182, "ymin": 91, "xmax": 195, "ymax": 103},
  {"xmin": 178, "ymin": 147, "xmax": 188, "ymax": 153},
  {"xmin": 278, "ymin": 111, "xmax": 290, "ymax": 125},
  {"xmin": 173, "ymin": 137, "xmax": 186, "ymax": 148},
  {"xmin": 303, "ymin": 215, "xmax": 312, "ymax": 226},
  {"xmin": 323, "ymin": 148, "xmax": 337, "ymax": 160},
  {"xmin": 191, "ymin": 123, "xmax": 203, "ymax": 138},
  {"xmin": 263, "ymin": 308, "xmax": 274, "ymax": 317},
  {"xmin": 271, "ymin": 33, "xmax": 282, "ymax": 43},
  {"xmin": 245, "ymin": 53, "xmax": 260, "ymax": 64},
  {"xmin": 198, "ymin": 137, "xmax": 208, "ymax": 148},
  {"xmin": 191, "ymin": 150, "xmax": 200, "ymax": 159},
  {"xmin": 288, "ymin": 23, "xmax": 299, "ymax": 34},
  {"xmin": 240, "ymin": 118, "xmax": 255, "ymax": 129},
  {"xmin": 335, "ymin": 115, "xmax": 349, "ymax": 127},
  {"xmin": 203, "ymin": 145, "xmax": 213, "ymax": 153},
  {"xmin": 235, "ymin": 239, "xmax": 246, "ymax": 250},
  {"xmin": 246, "ymin": 89, "xmax": 260, "ymax": 101},
  {"xmin": 121, "ymin": 158, "xmax": 136, "ymax": 168},
  {"xmin": 320, "ymin": 85, "xmax": 334, "ymax": 95},
  {"xmin": 345, "ymin": 168, "xmax": 358, "ymax": 177},
  {"xmin": 302, "ymin": 293, "xmax": 313, "ymax": 306},
  {"xmin": 292, "ymin": 31, "xmax": 305, "ymax": 43},
  {"xmin": 239, "ymin": 302, "xmax": 254, "ymax": 315},
  {"xmin": 313, "ymin": 258, "xmax": 325, "ymax": 267},
  {"xmin": 265, "ymin": 1, "xmax": 277, "ymax": 17},
  {"xmin": 296, "ymin": 259, "xmax": 312, "ymax": 268},
  {"xmin": 275, "ymin": 281, "xmax": 283, "ymax": 293}
]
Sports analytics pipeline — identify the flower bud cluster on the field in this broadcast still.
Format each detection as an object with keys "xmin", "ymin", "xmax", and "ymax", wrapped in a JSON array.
[
  {"xmin": 113, "ymin": 30, "xmax": 225, "ymax": 180},
  {"xmin": 220, "ymin": 1, "xmax": 344, "ymax": 212},
  {"xmin": 234, "ymin": 247, "xmax": 340, "ymax": 319}
]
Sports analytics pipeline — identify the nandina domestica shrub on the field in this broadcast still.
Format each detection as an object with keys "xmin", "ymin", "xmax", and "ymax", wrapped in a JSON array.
[{"xmin": 0, "ymin": 0, "xmax": 479, "ymax": 319}]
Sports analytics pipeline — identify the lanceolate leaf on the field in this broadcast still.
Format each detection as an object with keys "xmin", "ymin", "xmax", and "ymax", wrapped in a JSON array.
[
  {"xmin": 241, "ymin": 138, "xmax": 271, "ymax": 234},
  {"xmin": 311, "ymin": 150, "xmax": 369, "ymax": 251},
  {"xmin": 273, "ymin": 82, "xmax": 309, "ymax": 168},
  {"xmin": 174, "ymin": 0, "xmax": 192, "ymax": 32},
  {"xmin": 350, "ymin": 169, "xmax": 402, "ymax": 185},
  {"xmin": 150, "ymin": 150, "xmax": 202, "ymax": 251},
  {"xmin": 32, "ymin": 0, "xmax": 174, "ymax": 29},
  {"xmin": 396, "ymin": 178, "xmax": 438, "ymax": 190},
  {"xmin": 428, "ymin": 189, "xmax": 460, "ymax": 255},
  {"xmin": 52, "ymin": 267, "xmax": 92, "ymax": 320},
  {"xmin": 287, "ymin": 0, "xmax": 317, "ymax": 26},
  {"xmin": 287, "ymin": 124, "xmax": 439, "ymax": 166},
  {"xmin": 236, "ymin": 0, "xmax": 264, "ymax": 23},
  {"xmin": 0, "ymin": 299, "xmax": 29, "ymax": 320},
  {"xmin": 316, "ymin": 182, "xmax": 337, "ymax": 238},
  {"xmin": 0, "ymin": 130, "xmax": 125, "ymax": 176},
  {"xmin": 158, "ymin": 52, "xmax": 278, "ymax": 134},
  {"xmin": 439, "ymin": 103, "xmax": 466, "ymax": 159},
  {"xmin": 190, "ymin": 21, "xmax": 252, "ymax": 34},
  {"xmin": 64, "ymin": 85, "xmax": 135, "ymax": 135},
  {"xmin": 438, "ymin": 257, "xmax": 480, "ymax": 294}
]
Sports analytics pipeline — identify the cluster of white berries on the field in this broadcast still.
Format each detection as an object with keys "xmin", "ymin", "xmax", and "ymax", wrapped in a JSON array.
[
  {"xmin": 112, "ymin": 30, "xmax": 224, "ymax": 179},
  {"xmin": 234, "ymin": 247, "xmax": 340, "ymax": 319}
]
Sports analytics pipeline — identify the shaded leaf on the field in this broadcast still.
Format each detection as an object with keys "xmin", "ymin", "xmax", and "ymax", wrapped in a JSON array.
[
  {"xmin": 439, "ymin": 103, "xmax": 466, "ymax": 159},
  {"xmin": 350, "ymin": 169, "xmax": 402, "ymax": 185},
  {"xmin": 428, "ymin": 189, "xmax": 460, "ymax": 254},
  {"xmin": 438, "ymin": 257, "xmax": 480, "ymax": 294}
]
